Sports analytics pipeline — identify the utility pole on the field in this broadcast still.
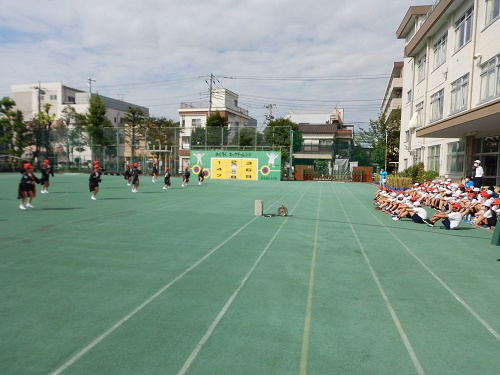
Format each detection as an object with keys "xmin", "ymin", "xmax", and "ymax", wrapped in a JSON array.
[
  {"xmin": 33, "ymin": 82, "xmax": 46, "ymax": 165},
  {"xmin": 206, "ymin": 74, "xmax": 215, "ymax": 117},
  {"xmin": 87, "ymin": 77, "xmax": 96, "ymax": 94}
]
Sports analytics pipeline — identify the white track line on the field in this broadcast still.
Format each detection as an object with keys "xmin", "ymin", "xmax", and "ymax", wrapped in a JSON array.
[
  {"xmin": 50, "ymin": 187, "xmax": 302, "ymax": 374},
  {"xmin": 177, "ymin": 184, "xmax": 313, "ymax": 375},
  {"xmin": 332, "ymin": 185, "xmax": 426, "ymax": 375},
  {"xmin": 349, "ymin": 185, "xmax": 500, "ymax": 342}
]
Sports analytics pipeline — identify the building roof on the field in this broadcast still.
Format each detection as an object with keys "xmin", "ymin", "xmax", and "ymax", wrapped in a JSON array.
[{"xmin": 297, "ymin": 124, "xmax": 336, "ymax": 134}]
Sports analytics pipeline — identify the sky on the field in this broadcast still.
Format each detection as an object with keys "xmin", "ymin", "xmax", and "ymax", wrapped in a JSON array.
[{"xmin": 0, "ymin": 0, "xmax": 433, "ymax": 130}]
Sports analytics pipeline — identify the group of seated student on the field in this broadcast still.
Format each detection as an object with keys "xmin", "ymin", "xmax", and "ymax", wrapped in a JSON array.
[{"xmin": 374, "ymin": 179, "xmax": 500, "ymax": 230}]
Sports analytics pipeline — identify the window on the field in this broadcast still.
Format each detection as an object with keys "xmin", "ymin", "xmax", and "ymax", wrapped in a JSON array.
[
  {"xmin": 413, "ymin": 148, "xmax": 422, "ymax": 164},
  {"xmin": 433, "ymin": 33, "xmax": 447, "ymax": 69},
  {"xmin": 67, "ymin": 96, "xmax": 75, "ymax": 103},
  {"xmin": 486, "ymin": 0, "xmax": 500, "ymax": 25},
  {"xmin": 479, "ymin": 55, "xmax": 500, "ymax": 101},
  {"xmin": 405, "ymin": 130, "xmax": 409, "ymax": 143},
  {"xmin": 430, "ymin": 89, "xmax": 444, "ymax": 122},
  {"xmin": 407, "ymin": 89, "xmax": 412, "ymax": 103},
  {"xmin": 455, "ymin": 7, "xmax": 473, "ymax": 51},
  {"xmin": 50, "ymin": 95, "xmax": 57, "ymax": 100},
  {"xmin": 446, "ymin": 141, "xmax": 464, "ymax": 173},
  {"xmin": 450, "ymin": 74, "xmax": 469, "ymax": 113},
  {"xmin": 427, "ymin": 145, "xmax": 440, "ymax": 172},
  {"xmin": 416, "ymin": 102, "xmax": 424, "ymax": 127},
  {"xmin": 191, "ymin": 118, "xmax": 201, "ymax": 128},
  {"xmin": 417, "ymin": 54, "xmax": 426, "ymax": 83}
]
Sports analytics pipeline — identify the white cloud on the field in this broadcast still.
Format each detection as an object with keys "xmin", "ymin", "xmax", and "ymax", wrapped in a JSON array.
[{"xmin": 1, "ymin": 0, "xmax": 432, "ymax": 127}]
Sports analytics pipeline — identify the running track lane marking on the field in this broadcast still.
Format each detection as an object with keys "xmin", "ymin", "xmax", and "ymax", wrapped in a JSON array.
[
  {"xmin": 177, "ymin": 185, "xmax": 313, "ymax": 375},
  {"xmin": 50, "ymin": 217, "xmax": 259, "ymax": 375},
  {"xmin": 350, "ymin": 186, "xmax": 500, "ymax": 342},
  {"xmin": 299, "ymin": 185, "xmax": 322, "ymax": 375},
  {"xmin": 50, "ymin": 190, "xmax": 301, "ymax": 374},
  {"xmin": 333, "ymin": 185, "xmax": 426, "ymax": 375}
]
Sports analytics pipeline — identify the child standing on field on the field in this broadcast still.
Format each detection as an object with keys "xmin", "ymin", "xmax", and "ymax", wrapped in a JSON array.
[
  {"xmin": 182, "ymin": 166, "xmax": 190, "ymax": 187},
  {"xmin": 163, "ymin": 167, "xmax": 171, "ymax": 189},
  {"xmin": 18, "ymin": 163, "xmax": 41, "ymax": 209},
  {"xmin": 40, "ymin": 159, "xmax": 54, "ymax": 194},
  {"xmin": 152, "ymin": 163, "xmax": 158, "ymax": 183},
  {"xmin": 131, "ymin": 163, "xmax": 142, "ymax": 192}
]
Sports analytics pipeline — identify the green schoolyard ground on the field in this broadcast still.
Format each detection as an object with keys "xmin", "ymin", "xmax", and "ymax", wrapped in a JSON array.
[{"xmin": 1, "ymin": 172, "xmax": 499, "ymax": 375}]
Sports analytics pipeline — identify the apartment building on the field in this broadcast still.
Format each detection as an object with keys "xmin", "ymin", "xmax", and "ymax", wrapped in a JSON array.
[
  {"xmin": 10, "ymin": 82, "xmax": 149, "ymax": 166},
  {"xmin": 177, "ymin": 88, "xmax": 256, "ymax": 170},
  {"xmin": 285, "ymin": 109, "xmax": 354, "ymax": 174},
  {"xmin": 397, "ymin": 1, "xmax": 500, "ymax": 186}
]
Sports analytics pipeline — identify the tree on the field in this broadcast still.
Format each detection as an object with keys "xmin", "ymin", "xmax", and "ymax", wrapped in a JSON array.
[
  {"xmin": 34, "ymin": 103, "xmax": 58, "ymax": 163},
  {"xmin": 263, "ymin": 118, "xmax": 302, "ymax": 159},
  {"xmin": 229, "ymin": 127, "xmax": 265, "ymax": 148},
  {"xmin": 357, "ymin": 110, "xmax": 400, "ymax": 172},
  {"xmin": 190, "ymin": 111, "xmax": 229, "ymax": 148},
  {"xmin": 124, "ymin": 106, "xmax": 145, "ymax": 160},
  {"xmin": 85, "ymin": 95, "xmax": 112, "ymax": 161},
  {"xmin": 57, "ymin": 105, "xmax": 87, "ymax": 168}
]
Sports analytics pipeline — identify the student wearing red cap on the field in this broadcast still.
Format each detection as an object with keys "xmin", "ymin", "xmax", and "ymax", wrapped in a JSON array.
[
  {"xmin": 131, "ymin": 162, "xmax": 141, "ymax": 193},
  {"xmin": 427, "ymin": 203, "xmax": 467, "ymax": 229},
  {"xmin": 162, "ymin": 167, "xmax": 171, "ymax": 189},
  {"xmin": 124, "ymin": 163, "xmax": 133, "ymax": 186},
  {"xmin": 89, "ymin": 164, "xmax": 102, "ymax": 200},
  {"xmin": 182, "ymin": 166, "xmax": 190, "ymax": 187},
  {"xmin": 18, "ymin": 163, "xmax": 41, "ymax": 209},
  {"xmin": 152, "ymin": 163, "xmax": 158, "ymax": 183},
  {"xmin": 40, "ymin": 159, "xmax": 54, "ymax": 194}
]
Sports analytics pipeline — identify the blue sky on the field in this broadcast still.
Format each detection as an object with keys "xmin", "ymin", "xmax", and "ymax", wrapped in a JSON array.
[{"xmin": 0, "ymin": 0, "xmax": 433, "ymax": 129}]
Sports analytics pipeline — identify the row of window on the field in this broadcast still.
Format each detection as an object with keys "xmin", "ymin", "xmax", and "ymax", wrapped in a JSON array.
[
  {"xmin": 411, "ymin": 139, "xmax": 500, "ymax": 177},
  {"xmin": 416, "ymin": 1, "xmax": 500, "ymax": 83},
  {"xmin": 411, "ymin": 53, "xmax": 500, "ymax": 125}
]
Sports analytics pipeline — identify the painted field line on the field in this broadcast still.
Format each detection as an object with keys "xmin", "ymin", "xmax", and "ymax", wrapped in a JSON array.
[
  {"xmin": 50, "ymin": 187, "xmax": 303, "ymax": 374},
  {"xmin": 333, "ymin": 185, "xmax": 426, "ymax": 375},
  {"xmin": 350, "ymin": 186, "xmax": 500, "ymax": 342},
  {"xmin": 50, "ymin": 217, "xmax": 258, "ymax": 375},
  {"xmin": 177, "ymin": 184, "xmax": 313, "ymax": 375},
  {"xmin": 299, "ymin": 185, "xmax": 322, "ymax": 375}
]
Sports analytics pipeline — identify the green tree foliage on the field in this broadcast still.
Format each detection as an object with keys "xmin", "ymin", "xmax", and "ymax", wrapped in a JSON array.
[
  {"xmin": 229, "ymin": 127, "xmax": 265, "ymax": 148},
  {"xmin": 263, "ymin": 118, "xmax": 302, "ymax": 159},
  {"xmin": 30, "ymin": 103, "xmax": 58, "ymax": 162},
  {"xmin": 142, "ymin": 116, "xmax": 178, "ymax": 158},
  {"xmin": 124, "ymin": 106, "xmax": 145, "ymax": 159},
  {"xmin": 397, "ymin": 162, "xmax": 439, "ymax": 183},
  {"xmin": 192, "ymin": 111, "xmax": 228, "ymax": 147},
  {"xmin": 0, "ymin": 97, "xmax": 30, "ymax": 158},
  {"xmin": 57, "ymin": 105, "xmax": 87, "ymax": 168},
  {"xmin": 85, "ymin": 95, "xmax": 112, "ymax": 160},
  {"xmin": 357, "ymin": 109, "xmax": 400, "ymax": 172},
  {"xmin": 350, "ymin": 142, "xmax": 370, "ymax": 166}
]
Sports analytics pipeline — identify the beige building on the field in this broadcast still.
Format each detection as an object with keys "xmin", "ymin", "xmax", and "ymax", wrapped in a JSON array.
[{"xmin": 397, "ymin": 1, "xmax": 500, "ymax": 186}]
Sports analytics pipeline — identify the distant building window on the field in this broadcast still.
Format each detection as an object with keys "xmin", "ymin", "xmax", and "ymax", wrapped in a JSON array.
[
  {"xmin": 405, "ymin": 130, "xmax": 409, "ymax": 143},
  {"xmin": 417, "ymin": 54, "xmax": 426, "ymax": 83},
  {"xmin": 67, "ymin": 96, "xmax": 75, "ymax": 103},
  {"xmin": 433, "ymin": 33, "xmax": 447, "ymax": 69},
  {"xmin": 50, "ymin": 95, "xmax": 57, "ymax": 100},
  {"xmin": 450, "ymin": 74, "xmax": 469, "ymax": 113},
  {"xmin": 416, "ymin": 102, "xmax": 424, "ymax": 127},
  {"xmin": 455, "ymin": 7, "xmax": 473, "ymax": 51},
  {"xmin": 427, "ymin": 145, "xmax": 440, "ymax": 172},
  {"xmin": 234, "ymin": 99, "xmax": 238, "ymax": 107},
  {"xmin": 407, "ymin": 89, "xmax": 412, "ymax": 103},
  {"xmin": 486, "ymin": 0, "xmax": 500, "ymax": 25},
  {"xmin": 479, "ymin": 55, "xmax": 500, "ymax": 101},
  {"xmin": 446, "ymin": 141, "xmax": 464, "ymax": 173},
  {"xmin": 191, "ymin": 118, "xmax": 201, "ymax": 128},
  {"xmin": 430, "ymin": 89, "xmax": 444, "ymax": 122}
]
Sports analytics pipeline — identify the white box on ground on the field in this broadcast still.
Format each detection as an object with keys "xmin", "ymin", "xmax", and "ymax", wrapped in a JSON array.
[{"xmin": 254, "ymin": 200, "xmax": 263, "ymax": 216}]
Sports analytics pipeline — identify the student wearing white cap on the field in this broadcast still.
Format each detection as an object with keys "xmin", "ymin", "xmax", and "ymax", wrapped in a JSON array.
[
  {"xmin": 473, "ymin": 200, "xmax": 496, "ymax": 229},
  {"xmin": 472, "ymin": 159, "xmax": 484, "ymax": 188}
]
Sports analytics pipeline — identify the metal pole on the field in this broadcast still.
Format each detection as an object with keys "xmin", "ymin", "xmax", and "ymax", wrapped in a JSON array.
[{"xmin": 385, "ymin": 128, "xmax": 388, "ymax": 171}]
